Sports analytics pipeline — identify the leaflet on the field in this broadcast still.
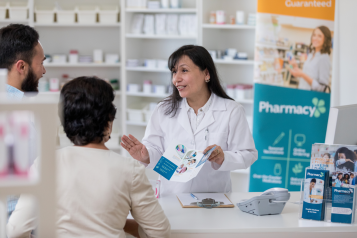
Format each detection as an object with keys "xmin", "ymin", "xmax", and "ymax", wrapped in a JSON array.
[
  {"xmin": 331, "ymin": 186, "xmax": 356, "ymax": 224},
  {"xmin": 153, "ymin": 142, "xmax": 216, "ymax": 182},
  {"xmin": 310, "ymin": 143, "xmax": 357, "ymax": 188},
  {"xmin": 302, "ymin": 169, "xmax": 329, "ymax": 221}
]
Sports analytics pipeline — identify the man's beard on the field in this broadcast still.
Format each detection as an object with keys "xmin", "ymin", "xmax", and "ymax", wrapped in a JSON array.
[{"xmin": 21, "ymin": 67, "xmax": 39, "ymax": 96}]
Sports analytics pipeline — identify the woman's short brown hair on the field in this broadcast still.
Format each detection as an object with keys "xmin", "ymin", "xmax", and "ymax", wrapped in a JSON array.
[{"xmin": 309, "ymin": 26, "xmax": 332, "ymax": 55}]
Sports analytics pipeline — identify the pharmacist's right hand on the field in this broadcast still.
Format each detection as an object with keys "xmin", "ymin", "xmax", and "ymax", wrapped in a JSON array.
[{"xmin": 121, "ymin": 134, "xmax": 150, "ymax": 164}]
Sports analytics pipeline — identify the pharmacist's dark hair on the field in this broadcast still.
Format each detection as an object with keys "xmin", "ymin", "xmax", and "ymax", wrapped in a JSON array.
[
  {"xmin": 310, "ymin": 26, "xmax": 332, "ymax": 55},
  {"xmin": 161, "ymin": 45, "xmax": 233, "ymax": 117},
  {"xmin": 311, "ymin": 178, "xmax": 316, "ymax": 183},
  {"xmin": 334, "ymin": 147, "xmax": 356, "ymax": 171},
  {"xmin": 59, "ymin": 76, "xmax": 117, "ymax": 146},
  {"xmin": 0, "ymin": 24, "xmax": 39, "ymax": 70}
]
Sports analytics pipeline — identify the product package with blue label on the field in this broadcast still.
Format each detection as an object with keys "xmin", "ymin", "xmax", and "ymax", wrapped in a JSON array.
[
  {"xmin": 331, "ymin": 186, "xmax": 357, "ymax": 224},
  {"xmin": 301, "ymin": 168, "xmax": 330, "ymax": 221},
  {"xmin": 153, "ymin": 142, "xmax": 216, "ymax": 182}
]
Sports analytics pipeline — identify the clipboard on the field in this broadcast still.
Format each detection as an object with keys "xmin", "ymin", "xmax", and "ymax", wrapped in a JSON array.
[{"xmin": 176, "ymin": 193, "xmax": 235, "ymax": 208}]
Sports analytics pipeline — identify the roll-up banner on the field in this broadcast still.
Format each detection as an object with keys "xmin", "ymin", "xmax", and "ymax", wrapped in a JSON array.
[{"xmin": 249, "ymin": 0, "xmax": 335, "ymax": 192}]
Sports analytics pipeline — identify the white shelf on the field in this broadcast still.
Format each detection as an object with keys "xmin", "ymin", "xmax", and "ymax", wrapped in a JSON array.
[
  {"xmin": 34, "ymin": 23, "xmax": 121, "ymax": 27},
  {"xmin": 0, "ymin": 19, "xmax": 29, "ymax": 23},
  {"xmin": 0, "ymin": 176, "xmax": 39, "ymax": 187},
  {"xmin": 44, "ymin": 63, "xmax": 121, "ymax": 68},
  {"xmin": 126, "ymin": 92, "xmax": 170, "ymax": 98},
  {"xmin": 126, "ymin": 67, "xmax": 171, "ymax": 73},
  {"xmin": 126, "ymin": 121, "xmax": 148, "ymax": 126},
  {"xmin": 126, "ymin": 8, "xmax": 197, "ymax": 13},
  {"xmin": 256, "ymin": 43, "xmax": 290, "ymax": 50},
  {"xmin": 214, "ymin": 59, "xmax": 255, "ymax": 65},
  {"xmin": 202, "ymin": 24, "xmax": 255, "ymax": 29},
  {"xmin": 126, "ymin": 34, "xmax": 197, "ymax": 39}
]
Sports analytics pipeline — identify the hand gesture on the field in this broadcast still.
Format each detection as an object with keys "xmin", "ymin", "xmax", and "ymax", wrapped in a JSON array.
[
  {"xmin": 203, "ymin": 144, "xmax": 225, "ymax": 165},
  {"xmin": 121, "ymin": 134, "xmax": 150, "ymax": 164}
]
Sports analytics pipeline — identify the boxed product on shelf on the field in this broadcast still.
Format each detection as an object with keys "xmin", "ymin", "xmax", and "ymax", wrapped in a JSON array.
[
  {"xmin": 155, "ymin": 14, "xmax": 167, "ymax": 35},
  {"xmin": 76, "ymin": 6, "xmax": 98, "ymax": 24},
  {"xmin": 0, "ymin": 2, "xmax": 8, "ymax": 20},
  {"xmin": 131, "ymin": 14, "xmax": 144, "ymax": 34},
  {"xmin": 147, "ymin": 1, "xmax": 160, "ymax": 9},
  {"xmin": 38, "ymin": 78, "xmax": 49, "ymax": 92},
  {"xmin": 127, "ymin": 0, "xmax": 147, "ymax": 8},
  {"xmin": 127, "ymin": 84, "xmax": 141, "ymax": 93},
  {"xmin": 127, "ymin": 102, "xmax": 148, "ymax": 122},
  {"xmin": 143, "ymin": 14, "xmax": 155, "ymax": 34},
  {"xmin": 79, "ymin": 55, "xmax": 93, "ymax": 63},
  {"xmin": 157, "ymin": 59, "xmax": 167, "ymax": 69},
  {"xmin": 105, "ymin": 54, "xmax": 119, "ymax": 64},
  {"xmin": 35, "ymin": 6, "xmax": 55, "ymax": 23},
  {"xmin": 69, "ymin": 50, "xmax": 79, "ymax": 64},
  {"xmin": 56, "ymin": 7, "xmax": 76, "ymax": 24},
  {"xmin": 98, "ymin": 6, "xmax": 119, "ymax": 24},
  {"xmin": 143, "ymin": 103, "xmax": 158, "ymax": 122},
  {"xmin": 9, "ymin": 1, "xmax": 28, "ymax": 20},
  {"xmin": 127, "ymin": 59, "xmax": 140, "ymax": 67},
  {"xmin": 178, "ymin": 14, "xmax": 197, "ymax": 36},
  {"xmin": 143, "ymin": 80, "xmax": 152, "ymax": 93},
  {"xmin": 144, "ymin": 59, "xmax": 156, "ymax": 68},
  {"xmin": 167, "ymin": 14, "xmax": 178, "ymax": 35},
  {"xmin": 153, "ymin": 85, "xmax": 166, "ymax": 94},
  {"xmin": 52, "ymin": 54, "xmax": 66, "ymax": 63},
  {"xmin": 93, "ymin": 49, "xmax": 103, "ymax": 63}
]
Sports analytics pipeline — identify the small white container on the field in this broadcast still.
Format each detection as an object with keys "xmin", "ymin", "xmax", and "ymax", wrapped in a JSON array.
[
  {"xmin": 76, "ymin": 6, "xmax": 98, "ymax": 24},
  {"xmin": 161, "ymin": 0, "xmax": 169, "ymax": 8},
  {"xmin": 236, "ymin": 52, "xmax": 248, "ymax": 60},
  {"xmin": 170, "ymin": 0, "xmax": 181, "ymax": 8},
  {"xmin": 153, "ymin": 85, "xmax": 166, "ymax": 95},
  {"xmin": 226, "ymin": 85, "xmax": 235, "ymax": 98},
  {"xmin": 234, "ymin": 84, "xmax": 245, "ymax": 100},
  {"xmin": 127, "ymin": 84, "xmax": 141, "ymax": 93},
  {"xmin": 50, "ymin": 78, "xmax": 60, "ymax": 92},
  {"xmin": 216, "ymin": 10, "xmax": 225, "ymax": 24},
  {"xmin": 144, "ymin": 59, "xmax": 156, "ymax": 68},
  {"xmin": 9, "ymin": 2, "xmax": 28, "ymax": 20},
  {"xmin": 0, "ymin": 3, "xmax": 8, "ymax": 20},
  {"xmin": 208, "ymin": 50, "xmax": 216, "ymax": 60},
  {"xmin": 127, "ymin": 102, "xmax": 147, "ymax": 122},
  {"xmin": 127, "ymin": 59, "xmax": 140, "ymax": 67},
  {"xmin": 52, "ymin": 54, "xmax": 67, "ymax": 63},
  {"xmin": 38, "ymin": 78, "xmax": 49, "ymax": 92},
  {"xmin": 69, "ymin": 50, "xmax": 79, "ymax": 64},
  {"xmin": 236, "ymin": 11, "xmax": 245, "ymax": 25},
  {"xmin": 35, "ymin": 7, "xmax": 55, "ymax": 23},
  {"xmin": 98, "ymin": 6, "xmax": 119, "ymax": 24},
  {"xmin": 157, "ymin": 60, "xmax": 167, "ymax": 69},
  {"xmin": 56, "ymin": 8, "xmax": 76, "ymax": 24},
  {"xmin": 143, "ymin": 80, "xmax": 152, "ymax": 93},
  {"xmin": 93, "ymin": 49, "xmax": 103, "ymax": 63},
  {"xmin": 148, "ymin": 1, "xmax": 160, "ymax": 9},
  {"xmin": 105, "ymin": 54, "xmax": 119, "ymax": 64}
]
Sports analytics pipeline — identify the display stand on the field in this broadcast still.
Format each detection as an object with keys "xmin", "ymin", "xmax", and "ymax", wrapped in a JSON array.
[{"xmin": 298, "ymin": 176, "xmax": 357, "ymax": 224}]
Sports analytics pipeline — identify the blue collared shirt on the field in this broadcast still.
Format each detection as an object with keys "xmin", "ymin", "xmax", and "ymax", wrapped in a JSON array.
[{"xmin": 6, "ymin": 84, "xmax": 24, "ymax": 99}]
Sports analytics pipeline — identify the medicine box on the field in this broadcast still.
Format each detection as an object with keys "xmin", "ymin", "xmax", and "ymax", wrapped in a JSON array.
[
  {"xmin": 35, "ymin": 7, "xmax": 55, "ymax": 24},
  {"xmin": 76, "ymin": 6, "xmax": 98, "ymax": 24},
  {"xmin": 98, "ymin": 6, "xmax": 119, "ymax": 24},
  {"xmin": 56, "ymin": 8, "xmax": 76, "ymax": 24},
  {"xmin": 127, "ymin": 102, "xmax": 148, "ymax": 123},
  {"xmin": 9, "ymin": 2, "xmax": 28, "ymax": 20}
]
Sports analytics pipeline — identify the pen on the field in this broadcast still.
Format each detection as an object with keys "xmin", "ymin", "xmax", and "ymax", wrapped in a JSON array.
[
  {"xmin": 205, "ymin": 128, "xmax": 208, "ymax": 141},
  {"xmin": 190, "ymin": 193, "xmax": 198, "ymax": 200}
]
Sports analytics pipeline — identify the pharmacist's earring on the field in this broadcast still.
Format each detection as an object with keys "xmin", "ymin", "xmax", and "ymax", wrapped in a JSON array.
[{"xmin": 205, "ymin": 77, "xmax": 210, "ymax": 83}]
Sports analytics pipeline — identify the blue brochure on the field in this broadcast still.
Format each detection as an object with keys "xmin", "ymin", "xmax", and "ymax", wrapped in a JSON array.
[
  {"xmin": 302, "ymin": 169, "xmax": 329, "ymax": 221},
  {"xmin": 331, "ymin": 187, "xmax": 355, "ymax": 224},
  {"xmin": 153, "ymin": 142, "xmax": 216, "ymax": 182}
]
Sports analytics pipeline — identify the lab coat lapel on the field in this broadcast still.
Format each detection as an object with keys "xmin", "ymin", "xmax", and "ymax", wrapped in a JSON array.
[
  {"xmin": 177, "ymin": 102, "xmax": 194, "ymax": 137},
  {"xmin": 194, "ymin": 110, "xmax": 215, "ymax": 135}
]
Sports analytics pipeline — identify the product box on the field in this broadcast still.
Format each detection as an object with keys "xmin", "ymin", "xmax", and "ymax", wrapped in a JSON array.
[
  {"xmin": 331, "ymin": 186, "xmax": 356, "ymax": 224},
  {"xmin": 302, "ymin": 169, "xmax": 329, "ymax": 221}
]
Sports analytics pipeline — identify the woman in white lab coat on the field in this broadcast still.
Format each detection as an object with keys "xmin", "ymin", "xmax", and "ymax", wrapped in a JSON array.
[{"xmin": 121, "ymin": 45, "xmax": 258, "ymax": 196}]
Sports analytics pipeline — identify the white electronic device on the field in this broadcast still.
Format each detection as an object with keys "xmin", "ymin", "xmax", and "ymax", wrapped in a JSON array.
[{"xmin": 237, "ymin": 188, "xmax": 290, "ymax": 216}]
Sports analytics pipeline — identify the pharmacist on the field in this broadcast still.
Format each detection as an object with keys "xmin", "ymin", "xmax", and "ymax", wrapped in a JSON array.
[
  {"xmin": 121, "ymin": 45, "xmax": 257, "ymax": 196},
  {"xmin": 288, "ymin": 26, "xmax": 332, "ymax": 92}
]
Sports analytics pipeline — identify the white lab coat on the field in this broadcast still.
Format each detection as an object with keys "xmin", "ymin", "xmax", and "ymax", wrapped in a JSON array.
[{"xmin": 142, "ymin": 93, "xmax": 258, "ymax": 196}]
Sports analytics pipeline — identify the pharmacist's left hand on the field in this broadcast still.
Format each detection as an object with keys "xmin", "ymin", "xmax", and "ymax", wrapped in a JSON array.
[{"xmin": 204, "ymin": 144, "xmax": 225, "ymax": 165}]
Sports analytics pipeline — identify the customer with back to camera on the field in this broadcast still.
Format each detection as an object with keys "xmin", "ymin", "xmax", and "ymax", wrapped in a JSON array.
[
  {"xmin": 7, "ymin": 77, "xmax": 171, "ymax": 238},
  {"xmin": 0, "ymin": 23, "xmax": 46, "ymax": 219}
]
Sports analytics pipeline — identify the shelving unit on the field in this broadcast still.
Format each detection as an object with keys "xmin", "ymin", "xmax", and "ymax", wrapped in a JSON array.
[
  {"xmin": 43, "ymin": 63, "xmax": 121, "ymax": 67},
  {"xmin": 125, "ymin": 34, "xmax": 197, "ymax": 39},
  {"xmin": 202, "ymin": 23, "xmax": 255, "ymax": 29}
]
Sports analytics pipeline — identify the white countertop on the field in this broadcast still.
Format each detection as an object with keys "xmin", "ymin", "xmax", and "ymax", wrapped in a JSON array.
[{"xmin": 156, "ymin": 192, "xmax": 357, "ymax": 236}]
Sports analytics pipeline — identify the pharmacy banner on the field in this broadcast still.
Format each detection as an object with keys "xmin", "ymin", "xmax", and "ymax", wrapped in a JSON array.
[
  {"xmin": 249, "ymin": 84, "xmax": 330, "ymax": 191},
  {"xmin": 249, "ymin": 0, "xmax": 335, "ymax": 192}
]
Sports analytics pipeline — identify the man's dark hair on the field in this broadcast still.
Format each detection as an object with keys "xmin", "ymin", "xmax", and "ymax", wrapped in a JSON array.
[
  {"xmin": 59, "ymin": 76, "xmax": 117, "ymax": 146},
  {"xmin": 311, "ymin": 178, "xmax": 316, "ymax": 183},
  {"xmin": 0, "ymin": 24, "xmax": 39, "ymax": 70}
]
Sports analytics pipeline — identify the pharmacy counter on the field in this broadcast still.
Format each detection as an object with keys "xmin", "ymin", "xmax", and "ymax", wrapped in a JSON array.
[{"xmin": 157, "ymin": 192, "xmax": 357, "ymax": 238}]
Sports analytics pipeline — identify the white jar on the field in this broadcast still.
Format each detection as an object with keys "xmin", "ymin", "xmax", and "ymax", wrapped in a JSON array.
[
  {"xmin": 216, "ymin": 11, "xmax": 225, "ymax": 24},
  {"xmin": 226, "ymin": 85, "xmax": 235, "ymax": 98},
  {"xmin": 153, "ymin": 85, "xmax": 166, "ymax": 94},
  {"xmin": 69, "ymin": 50, "xmax": 78, "ymax": 64},
  {"xmin": 236, "ymin": 11, "xmax": 245, "ymax": 25},
  {"xmin": 50, "ymin": 78, "xmax": 59, "ymax": 92},
  {"xmin": 235, "ymin": 84, "xmax": 245, "ymax": 100},
  {"xmin": 143, "ymin": 80, "xmax": 152, "ymax": 93}
]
